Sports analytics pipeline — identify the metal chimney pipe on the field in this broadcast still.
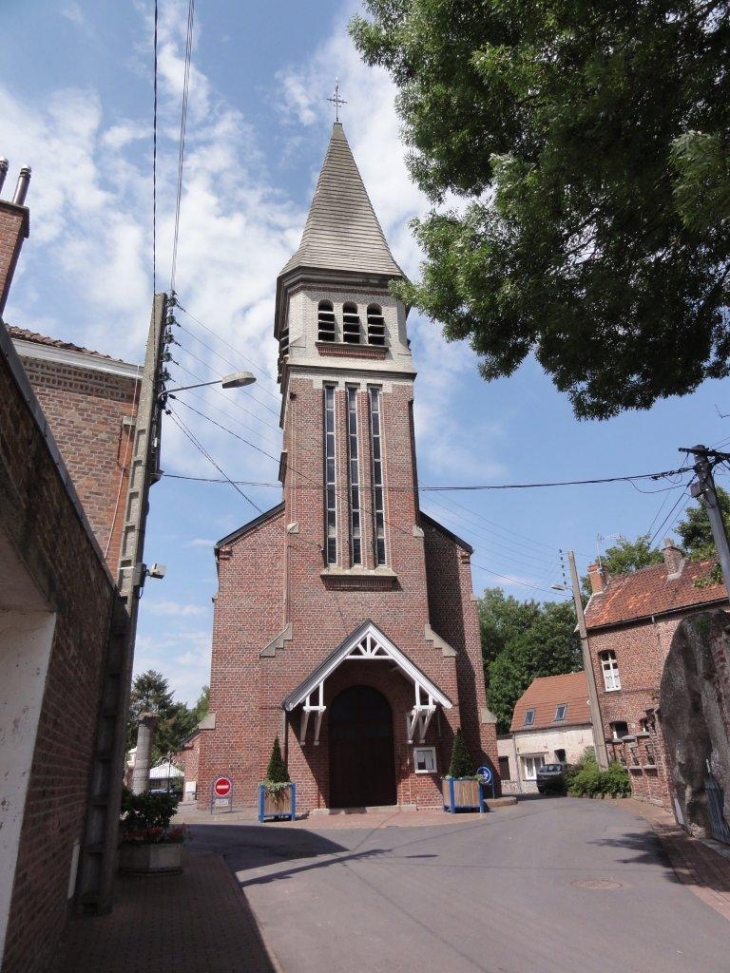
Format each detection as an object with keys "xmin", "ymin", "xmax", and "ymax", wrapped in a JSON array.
[
  {"xmin": 0, "ymin": 158, "xmax": 8, "ymax": 196},
  {"xmin": 12, "ymin": 166, "xmax": 31, "ymax": 206}
]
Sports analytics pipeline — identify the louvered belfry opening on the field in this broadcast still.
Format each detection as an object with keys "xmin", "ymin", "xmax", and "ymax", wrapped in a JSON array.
[
  {"xmin": 318, "ymin": 300, "xmax": 336, "ymax": 341},
  {"xmin": 342, "ymin": 302, "xmax": 361, "ymax": 343},
  {"xmin": 367, "ymin": 304, "xmax": 386, "ymax": 345}
]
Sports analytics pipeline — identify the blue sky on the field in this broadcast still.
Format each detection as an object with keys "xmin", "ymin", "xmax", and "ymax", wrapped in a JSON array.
[{"xmin": 2, "ymin": 0, "xmax": 728, "ymax": 705}]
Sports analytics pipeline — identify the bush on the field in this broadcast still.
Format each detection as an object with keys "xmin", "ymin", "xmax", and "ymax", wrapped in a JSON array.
[
  {"xmin": 566, "ymin": 752, "xmax": 630, "ymax": 799},
  {"xmin": 119, "ymin": 787, "xmax": 185, "ymax": 844},
  {"xmin": 446, "ymin": 729, "xmax": 476, "ymax": 778},
  {"xmin": 262, "ymin": 737, "xmax": 291, "ymax": 793}
]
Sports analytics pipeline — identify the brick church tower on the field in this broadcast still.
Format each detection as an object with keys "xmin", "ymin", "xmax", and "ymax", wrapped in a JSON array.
[{"xmin": 197, "ymin": 123, "xmax": 497, "ymax": 811}]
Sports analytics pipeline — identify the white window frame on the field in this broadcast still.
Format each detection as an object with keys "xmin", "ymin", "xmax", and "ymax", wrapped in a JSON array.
[
  {"xmin": 521, "ymin": 755, "xmax": 545, "ymax": 781},
  {"xmin": 600, "ymin": 650, "xmax": 621, "ymax": 691},
  {"xmin": 523, "ymin": 708, "xmax": 535, "ymax": 726},
  {"xmin": 413, "ymin": 746, "xmax": 437, "ymax": 774},
  {"xmin": 554, "ymin": 704, "xmax": 567, "ymax": 722}
]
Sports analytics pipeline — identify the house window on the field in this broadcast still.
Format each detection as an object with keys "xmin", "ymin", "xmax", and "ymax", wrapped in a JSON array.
[
  {"xmin": 278, "ymin": 326, "xmax": 289, "ymax": 381},
  {"xmin": 369, "ymin": 387, "xmax": 386, "ymax": 565},
  {"xmin": 554, "ymin": 704, "xmax": 567, "ymax": 722},
  {"xmin": 324, "ymin": 386, "xmax": 337, "ymax": 564},
  {"xmin": 600, "ymin": 650, "xmax": 621, "ymax": 691},
  {"xmin": 318, "ymin": 300, "xmax": 336, "ymax": 341},
  {"xmin": 498, "ymin": 756, "xmax": 511, "ymax": 781},
  {"xmin": 347, "ymin": 387, "xmax": 362, "ymax": 566},
  {"xmin": 554, "ymin": 748, "xmax": 566, "ymax": 764},
  {"xmin": 523, "ymin": 708, "xmax": 535, "ymax": 727},
  {"xmin": 521, "ymin": 755, "xmax": 544, "ymax": 780},
  {"xmin": 610, "ymin": 721, "xmax": 628, "ymax": 740},
  {"xmin": 414, "ymin": 747, "xmax": 437, "ymax": 774},
  {"xmin": 367, "ymin": 304, "xmax": 386, "ymax": 346},
  {"xmin": 343, "ymin": 302, "xmax": 361, "ymax": 344}
]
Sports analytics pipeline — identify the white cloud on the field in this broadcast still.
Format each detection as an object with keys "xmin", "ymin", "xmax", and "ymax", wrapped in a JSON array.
[{"xmin": 145, "ymin": 600, "xmax": 206, "ymax": 617}]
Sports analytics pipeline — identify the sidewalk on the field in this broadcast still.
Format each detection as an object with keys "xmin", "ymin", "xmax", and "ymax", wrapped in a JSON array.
[
  {"xmin": 50, "ymin": 798, "xmax": 730, "ymax": 973},
  {"xmin": 620, "ymin": 797, "xmax": 730, "ymax": 921}
]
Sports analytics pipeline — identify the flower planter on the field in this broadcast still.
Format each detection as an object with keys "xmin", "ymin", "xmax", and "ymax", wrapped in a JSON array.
[
  {"xmin": 442, "ymin": 777, "xmax": 486, "ymax": 813},
  {"xmin": 258, "ymin": 782, "xmax": 297, "ymax": 822},
  {"xmin": 118, "ymin": 842, "xmax": 184, "ymax": 874}
]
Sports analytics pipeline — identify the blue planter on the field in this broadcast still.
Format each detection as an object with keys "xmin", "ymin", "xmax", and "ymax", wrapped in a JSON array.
[
  {"xmin": 258, "ymin": 783, "xmax": 297, "ymax": 822},
  {"xmin": 442, "ymin": 777, "xmax": 486, "ymax": 813}
]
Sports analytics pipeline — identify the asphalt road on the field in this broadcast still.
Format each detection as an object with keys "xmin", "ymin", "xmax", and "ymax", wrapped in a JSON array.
[{"xmin": 192, "ymin": 799, "xmax": 730, "ymax": 973}]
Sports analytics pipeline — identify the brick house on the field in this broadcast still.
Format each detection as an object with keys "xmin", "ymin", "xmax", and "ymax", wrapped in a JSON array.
[
  {"xmin": 584, "ymin": 540, "xmax": 728, "ymax": 808},
  {"xmin": 196, "ymin": 123, "xmax": 497, "ymax": 813},
  {"xmin": 498, "ymin": 671, "xmax": 595, "ymax": 794}
]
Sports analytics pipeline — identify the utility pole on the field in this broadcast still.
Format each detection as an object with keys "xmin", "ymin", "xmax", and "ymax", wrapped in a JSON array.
[
  {"xmin": 683, "ymin": 445, "xmax": 730, "ymax": 595},
  {"xmin": 566, "ymin": 551, "xmax": 609, "ymax": 770},
  {"xmin": 76, "ymin": 293, "xmax": 170, "ymax": 914}
]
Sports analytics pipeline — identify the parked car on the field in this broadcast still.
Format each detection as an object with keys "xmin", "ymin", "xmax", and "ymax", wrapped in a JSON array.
[{"xmin": 536, "ymin": 763, "xmax": 567, "ymax": 794}]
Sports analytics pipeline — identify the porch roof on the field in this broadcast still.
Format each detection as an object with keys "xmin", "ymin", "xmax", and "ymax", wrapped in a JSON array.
[{"xmin": 282, "ymin": 620, "xmax": 453, "ymax": 712}]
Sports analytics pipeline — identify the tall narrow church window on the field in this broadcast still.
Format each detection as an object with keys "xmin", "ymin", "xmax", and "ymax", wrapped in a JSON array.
[
  {"xmin": 324, "ymin": 386, "xmax": 337, "ymax": 564},
  {"xmin": 367, "ymin": 304, "xmax": 386, "ymax": 346},
  {"xmin": 343, "ymin": 303, "xmax": 361, "ymax": 343},
  {"xmin": 369, "ymin": 387, "xmax": 386, "ymax": 565},
  {"xmin": 318, "ymin": 301, "xmax": 336, "ymax": 342},
  {"xmin": 347, "ymin": 387, "xmax": 362, "ymax": 566},
  {"xmin": 277, "ymin": 326, "xmax": 289, "ymax": 381}
]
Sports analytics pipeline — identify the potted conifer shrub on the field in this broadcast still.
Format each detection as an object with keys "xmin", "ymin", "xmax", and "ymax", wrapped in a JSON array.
[
  {"xmin": 442, "ymin": 729, "xmax": 485, "ymax": 813},
  {"xmin": 258, "ymin": 737, "xmax": 297, "ymax": 822},
  {"xmin": 118, "ymin": 788, "xmax": 187, "ymax": 873}
]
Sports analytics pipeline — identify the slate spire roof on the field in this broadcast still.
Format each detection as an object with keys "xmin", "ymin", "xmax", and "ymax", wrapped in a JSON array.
[{"xmin": 280, "ymin": 122, "xmax": 404, "ymax": 280}]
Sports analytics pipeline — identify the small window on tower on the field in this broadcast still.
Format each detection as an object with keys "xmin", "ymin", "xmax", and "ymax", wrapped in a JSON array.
[
  {"xmin": 343, "ymin": 303, "xmax": 361, "ymax": 344},
  {"xmin": 367, "ymin": 304, "xmax": 386, "ymax": 346},
  {"xmin": 318, "ymin": 301, "xmax": 336, "ymax": 342}
]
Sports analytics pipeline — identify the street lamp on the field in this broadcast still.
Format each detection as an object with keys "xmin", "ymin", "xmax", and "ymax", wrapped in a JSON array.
[
  {"xmin": 552, "ymin": 550, "xmax": 609, "ymax": 769},
  {"xmin": 158, "ymin": 370, "xmax": 256, "ymax": 407}
]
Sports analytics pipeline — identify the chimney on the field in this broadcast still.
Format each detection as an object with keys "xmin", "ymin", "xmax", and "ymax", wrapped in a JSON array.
[
  {"xmin": 587, "ymin": 563, "xmax": 608, "ymax": 594},
  {"xmin": 0, "ymin": 160, "xmax": 31, "ymax": 318},
  {"xmin": 661, "ymin": 538, "xmax": 684, "ymax": 578}
]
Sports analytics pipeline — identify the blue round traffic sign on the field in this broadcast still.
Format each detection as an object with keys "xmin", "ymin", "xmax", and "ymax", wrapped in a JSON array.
[{"xmin": 477, "ymin": 765, "xmax": 493, "ymax": 785}]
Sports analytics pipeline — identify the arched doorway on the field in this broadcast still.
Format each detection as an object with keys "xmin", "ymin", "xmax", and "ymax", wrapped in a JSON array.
[{"xmin": 329, "ymin": 685, "xmax": 396, "ymax": 808}]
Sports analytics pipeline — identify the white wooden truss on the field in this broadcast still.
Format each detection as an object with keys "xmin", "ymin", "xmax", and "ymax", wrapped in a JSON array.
[{"xmin": 283, "ymin": 621, "xmax": 452, "ymax": 746}]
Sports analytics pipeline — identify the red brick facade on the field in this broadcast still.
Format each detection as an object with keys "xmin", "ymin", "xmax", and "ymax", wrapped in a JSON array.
[
  {"xmin": 197, "ymin": 127, "xmax": 497, "ymax": 812},
  {"xmin": 585, "ymin": 547, "xmax": 728, "ymax": 809},
  {"xmin": 8, "ymin": 331, "xmax": 140, "ymax": 575},
  {"xmin": 0, "ymin": 328, "xmax": 116, "ymax": 973}
]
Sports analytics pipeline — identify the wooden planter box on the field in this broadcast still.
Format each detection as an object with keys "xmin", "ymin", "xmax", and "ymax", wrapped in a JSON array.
[
  {"xmin": 118, "ymin": 842, "xmax": 184, "ymax": 874},
  {"xmin": 258, "ymin": 783, "xmax": 297, "ymax": 822},
  {"xmin": 442, "ymin": 777, "xmax": 486, "ymax": 813}
]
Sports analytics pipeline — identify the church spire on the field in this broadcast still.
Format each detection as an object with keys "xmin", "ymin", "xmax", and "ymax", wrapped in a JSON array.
[{"xmin": 280, "ymin": 123, "xmax": 404, "ymax": 280}]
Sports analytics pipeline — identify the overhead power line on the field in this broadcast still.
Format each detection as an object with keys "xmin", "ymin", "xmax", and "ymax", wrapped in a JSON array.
[{"xmin": 170, "ymin": 0, "xmax": 196, "ymax": 295}]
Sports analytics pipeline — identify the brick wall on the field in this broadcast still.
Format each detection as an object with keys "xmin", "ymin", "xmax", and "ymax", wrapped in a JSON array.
[
  {"xmin": 0, "ymin": 200, "xmax": 28, "ymax": 315},
  {"xmin": 0, "ymin": 335, "xmax": 115, "ymax": 973},
  {"xmin": 16, "ymin": 354, "xmax": 138, "ymax": 575}
]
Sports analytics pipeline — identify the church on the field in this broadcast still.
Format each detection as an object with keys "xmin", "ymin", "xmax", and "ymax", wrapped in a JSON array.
[{"xmin": 196, "ymin": 122, "xmax": 498, "ymax": 812}]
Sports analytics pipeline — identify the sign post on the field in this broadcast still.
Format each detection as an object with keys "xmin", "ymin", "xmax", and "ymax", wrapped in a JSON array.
[
  {"xmin": 210, "ymin": 776, "xmax": 234, "ymax": 814},
  {"xmin": 477, "ymin": 765, "xmax": 495, "ymax": 810}
]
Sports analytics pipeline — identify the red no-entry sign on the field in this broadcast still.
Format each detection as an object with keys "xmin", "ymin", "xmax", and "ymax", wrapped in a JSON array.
[{"xmin": 213, "ymin": 776, "xmax": 232, "ymax": 797}]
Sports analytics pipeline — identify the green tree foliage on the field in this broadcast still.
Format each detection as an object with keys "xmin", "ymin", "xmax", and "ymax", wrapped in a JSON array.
[
  {"xmin": 265, "ymin": 737, "xmax": 290, "ymax": 784},
  {"xmin": 675, "ymin": 486, "xmax": 730, "ymax": 558},
  {"xmin": 350, "ymin": 1, "xmax": 730, "ymax": 419},
  {"xmin": 447, "ymin": 728, "xmax": 475, "ymax": 778},
  {"xmin": 191, "ymin": 685, "xmax": 210, "ymax": 723},
  {"xmin": 127, "ymin": 670, "xmax": 198, "ymax": 761},
  {"xmin": 600, "ymin": 535, "xmax": 664, "ymax": 575},
  {"xmin": 480, "ymin": 590, "xmax": 582, "ymax": 732}
]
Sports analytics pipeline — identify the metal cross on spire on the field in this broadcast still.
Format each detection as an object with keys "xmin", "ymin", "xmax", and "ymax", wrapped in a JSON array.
[{"xmin": 326, "ymin": 79, "xmax": 347, "ymax": 122}]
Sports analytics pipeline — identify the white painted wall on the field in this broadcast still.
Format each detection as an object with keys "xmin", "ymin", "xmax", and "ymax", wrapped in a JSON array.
[
  {"xmin": 498, "ymin": 725, "xmax": 596, "ymax": 794},
  {"xmin": 0, "ymin": 610, "xmax": 56, "ymax": 963}
]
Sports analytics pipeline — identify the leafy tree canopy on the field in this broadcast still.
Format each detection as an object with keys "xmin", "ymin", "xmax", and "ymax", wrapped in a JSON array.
[
  {"xmin": 351, "ymin": 0, "xmax": 730, "ymax": 419},
  {"xmin": 480, "ymin": 589, "xmax": 581, "ymax": 731},
  {"xmin": 676, "ymin": 485, "xmax": 730, "ymax": 557},
  {"xmin": 127, "ymin": 670, "xmax": 199, "ymax": 762}
]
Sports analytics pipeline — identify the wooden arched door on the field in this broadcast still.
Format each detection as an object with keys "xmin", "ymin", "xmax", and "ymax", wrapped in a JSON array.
[{"xmin": 329, "ymin": 685, "xmax": 396, "ymax": 808}]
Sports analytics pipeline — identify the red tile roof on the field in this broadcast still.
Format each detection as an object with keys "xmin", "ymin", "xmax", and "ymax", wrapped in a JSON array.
[
  {"xmin": 584, "ymin": 558, "xmax": 727, "ymax": 630},
  {"xmin": 510, "ymin": 671, "xmax": 590, "ymax": 733},
  {"xmin": 7, "ymin": 325, "xmax": 129, "ymax": 364}
]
